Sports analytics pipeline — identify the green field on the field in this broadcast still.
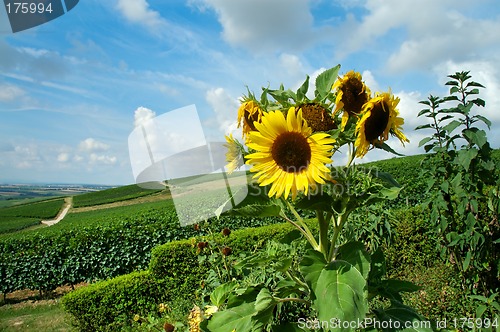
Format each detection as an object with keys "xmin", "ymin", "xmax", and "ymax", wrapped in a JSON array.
[
  {"xmin": 0, "ymin": 150, "xmax": 498, "ymax": 331},
  {"xmin": 0, "ymin": 198, "xmax": 65, "ymax": 234},
  {"xmin": 71, "ymin": 184, "xmax": 164, "ymax": 208}
]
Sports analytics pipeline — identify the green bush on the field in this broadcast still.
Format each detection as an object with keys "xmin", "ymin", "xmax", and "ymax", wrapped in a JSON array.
[
  {"xmin": 62, "ymin": 271, "xmax": 170, "ymax": 332},
  {"xmin": 384, "ymin": 205, "xmax": 438, "ymax": 268},
  {"xmin": 394, "ymin": 262, "xmax": 472, "ymax": 321},
  {"xmin": 383, "ymin": 206, "xmax": 472, "ymax": 321},
  {"xmin": 63, "ymin": 221, "xmax": 302, "ymax": 331}
]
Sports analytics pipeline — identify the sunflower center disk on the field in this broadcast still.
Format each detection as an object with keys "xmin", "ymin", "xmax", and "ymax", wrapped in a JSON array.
[
  {"xmin": 365, "ymin": 102, "xmax": 390, "ymax": 141},
  {"xmin": 271, "ymin": 132, "xmax": 311, "ymax": 173},
  {"xmin": 343, "ymin": 77, "xmax": 367, "ymax": 115}
]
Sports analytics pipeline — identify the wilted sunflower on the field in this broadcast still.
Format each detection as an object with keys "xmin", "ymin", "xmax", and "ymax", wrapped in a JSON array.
[
  {"xmin": 224, "ymin": 134, "xmax": 243, "ymax": 174},
  {"xmin": 355, "ymin": 91, "xmax": 409, "ymax": 158},
  {"xmin": 237, "ymin": 99, "xmax": 263, "ymax": 138},
  {"xmin": 332, "ymin": 71, "xmax": 371, "ymax": 129},
  {"xmin": 245, "ymin": 108, "xmax": 335, "ymax": 200}
]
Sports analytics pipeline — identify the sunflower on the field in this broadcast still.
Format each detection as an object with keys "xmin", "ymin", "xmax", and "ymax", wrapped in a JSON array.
[
  {"xmin": 332, "ymin": 70, "xmax": 371, "ymax": 130},
  {"xmin": 224, "ymin": 134, "xmax": 243, "ymax": 174},
  {"xmin": 354, "ymin": 91, "xmax": 409, "ymax": 158},
  {"xmin": 245, "ymin": 108, "xmax": 335, "ymax": 200},
  {"xmin": 297, "ymin": 103, "xmax": 336, "ymax": 132},
  {"xmin": 237, "ymin": 100, "xmax": 263, "ymax": 138}
]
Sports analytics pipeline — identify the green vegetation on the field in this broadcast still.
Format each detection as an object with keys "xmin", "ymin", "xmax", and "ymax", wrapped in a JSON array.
[
  {"xmin": 0, "ymin": 194, "xmax": 280, "ymax": 296},
  {"xmin": 61, "ymin": 222, "xmax": 303, "ymax": 331},
  {"xmin": 72, "ymin": 184, "xmax": 164, "ymax": 208},
  {"xmin": 0, "ymin": 299, "xmax": 75, "ymax": 331},
  {"xmin": 0, "ymin": 198, "xmax": 65, "ymax": 234}
]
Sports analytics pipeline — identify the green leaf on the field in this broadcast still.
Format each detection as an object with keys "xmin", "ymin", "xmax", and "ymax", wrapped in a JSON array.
[
  {"xmin": 373, "ymin": 302, "xmax": 433, "ymax": 332},
  {"xmin": 274, "ymin": 258, "xmax": 293, "ymax": 272},
  {"xmin": 466, "ymin": 81, "xmax": 485, "ymax": 88},
  {"xmin": 463, "ymin": 251, "xmax": 472, "ymax": 271},
  {"xmin": 368, "ymin": 248, "xmax": 386, "ymax": 282},
  {"xmin": 205, "ymin": 301, "xmax": 255, "ymax": 332},
  {"xmin": 424, "ymin": 144, "xmax": 435, "ymax": 153},
  {"xmin": 297, "ymin": 75, "xmax": 310, "ymax": 101},
  {"xmin": 417, "ymin": 109, "xmax": 430, "ymax": 117},
  {"xmin": 254, "ymin": 288, "xmax": 277, "ymax": 313},
  {"xmin": 473, "ymin": 114, "xmax": 491, "ymax": 129},
  {"xmin": 210, "ymin": 281, "xmax": 239, "ymax": 307},
  {"xmin": 315, "ymin": 65, "xmax": 341, "ymax": 100},
  {"xmin": 456, "ymin": 148, "xmax": 478, "ymax": 171},
  {"xmin": 414, "ymin": 124, "xmax": 432, "ymax": 131},
  {"xmin": 418, "ymin": 137, "xmax": 433, "ymax": 148},
  {"xmin": 312, "ymin": 260, "xmax": 368, "ymax": 331},
  {"xmin": 380, "ymin": 187, "xmax": 402, "ymax": 200},
  {"xmin": 466, "ymin": 88, "xmax": 480, "ymax": 95},
  {"xmin": 374, "ymin": 142, "xmax": 405, "ymax": 156},
  {"xmin": 295, "ymin": 192, "xmax": 334, "ymax": 213},
  {"xmin": 299, "ymin": 250, "xmax": 327, "ymax": 301},
  {"xmin": 268, "ymin": 88, "xmax": 297, "ymax": 104},
  {"xmin": 374, "ymin": 171, "xmax": 401, "ymax": 188},
  {"xmin": 471, "ymin": 97, "xmax": 486, "ymax": 107},
  {"xmin": 337, "ymin": 241, "xmax": 371, "ymax": 279},
  {"xmin": 463, "ymin": 129, "xmax": 488, "ymax": 149},
  {"xmin": 442, "ymin": 119, "xmax": 461, "ymax": 134},
  {"xmin": 215, "ymin": 183, "xmax": 282, "ymax": 218}
]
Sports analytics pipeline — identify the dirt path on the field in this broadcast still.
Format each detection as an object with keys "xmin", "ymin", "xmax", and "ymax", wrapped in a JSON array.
[{"xmin": 41, "ymin": 197, "xmax": 72, "ymax": 226}]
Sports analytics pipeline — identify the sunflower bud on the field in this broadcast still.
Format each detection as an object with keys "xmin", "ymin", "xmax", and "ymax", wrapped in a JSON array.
[
  {"xmin": 222, "ymin": 247, "xmax": 232, "ymax": 256},
  {"xmin": 164, "ymin": 322, "xmax": 175, "ymax": 332},
  {"xmin": 197, "ymin": 242, "xmax": 208, "ymax": 250}
]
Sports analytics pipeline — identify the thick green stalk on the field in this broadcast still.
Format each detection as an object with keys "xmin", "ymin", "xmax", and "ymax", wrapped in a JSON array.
[
  {"xmin": 328, "ymin": 213, "xmax": 348, "ymax": 262},
  {"xmin": 284, "ymin": 200, "xmax": 319, "ymax": 250},
  {"xmin": 317, "ymin": 210, "xmax": 330, "ymax": 259}
]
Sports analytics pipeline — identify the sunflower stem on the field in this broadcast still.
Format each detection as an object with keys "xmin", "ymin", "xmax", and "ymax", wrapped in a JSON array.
[
  {"xmin": 346, "ymin": 142, "xmax": 356, "ymax": 167},
  {"xmin": 317, "ymin": 210, "xmax": 330, "ymax": 260},
  {"xmin": 284, "ymin": 200, "xmax": 319, "ymax": 251},
  {"xmin": 328, "ymin": 213, "xmax": 347, "ymax": 262}
]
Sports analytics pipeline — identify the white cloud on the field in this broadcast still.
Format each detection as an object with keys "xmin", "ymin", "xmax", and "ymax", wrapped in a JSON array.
[
  {"xmin": 116, "ymin": 0, "xmax": 165, "ymax": 29},
  {"xmin": 197, "ymin": 0, "xmax": 315, "ymax": 52},
  {"xmin": 361, "ymin": 70, "xmax": 380, "ymax": 93},
  {"xmin": 134, "ymin": 106, "xmax": 156, "ymax": 127},
  {"xmin": 205, "ymin": 87, "xmax": 239, "ymax": 133},
  {"xmin": 57, "ymin": 153, "xmax": 70, "ymax": 163},
  {"xmin": 89, "ymin": 153, "xmax": 117, "ymax": 165},
  {"xmin": 0, "ymin": 84, "xmax": 25, "ymax": 101},
  {"xmin": 334, "ymin": 0, "xmax": 500, "ymax": 73},
  {"xmin": 78, "ymin": 138, "xmax": 110, "ymax": 152}
]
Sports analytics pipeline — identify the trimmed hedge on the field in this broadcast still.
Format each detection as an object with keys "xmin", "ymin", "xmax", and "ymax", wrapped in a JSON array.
[
  {"xmin": 62, "ymin": 271, "xmax": 170, "ymax": 332},
  {"xmin": 62, "ymin": 221, "xmax": 302, "ymax": 331}
]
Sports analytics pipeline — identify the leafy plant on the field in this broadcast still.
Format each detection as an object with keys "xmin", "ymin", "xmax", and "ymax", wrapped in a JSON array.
[
  {"xmin": 416, "ymin": 71, "xmax": 499, "ymax": 296},
  {"xmin": 199, "ymin": 65, "xmax": 428, "ymax": 331}
]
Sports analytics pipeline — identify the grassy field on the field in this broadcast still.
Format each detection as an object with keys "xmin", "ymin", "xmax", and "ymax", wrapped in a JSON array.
[
  {"xmin": 72, "ymin": 184, "xmax": 164, "ymax": 208},
  {"xmin": 0, "ymin": 150, "xmax": 498, "ymax": 331},
  {"xmin": 0, "ymin": 300, "xmax": 75, "ymax": 332},
  {"xmin": 0, "ymin": 198, "xmax": 65, "ymax": 234}
]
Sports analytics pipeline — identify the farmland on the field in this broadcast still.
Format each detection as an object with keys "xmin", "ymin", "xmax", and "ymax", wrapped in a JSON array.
[
  {"xmin": 0, "ymin": 150, "xmax": 498, "ymax": 331},
  {"xmin": 0, "ymin": 198, "xmax": 65, "ymax": 234}
]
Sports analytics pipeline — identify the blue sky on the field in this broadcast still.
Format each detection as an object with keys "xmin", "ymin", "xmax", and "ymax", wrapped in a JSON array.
[{"xmin": 0, "ymin": 0, "xmax": 499, "ymax": 185}]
